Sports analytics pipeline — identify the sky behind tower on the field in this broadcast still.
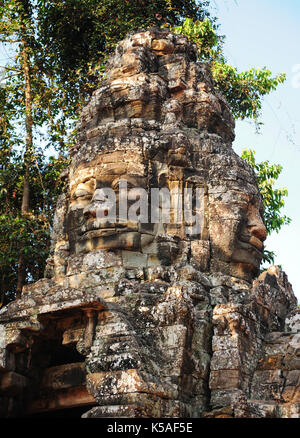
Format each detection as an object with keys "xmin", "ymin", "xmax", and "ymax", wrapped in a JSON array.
[{"xmin": 212, "ymin": 0, "xmax": 300, "ymax": 300}]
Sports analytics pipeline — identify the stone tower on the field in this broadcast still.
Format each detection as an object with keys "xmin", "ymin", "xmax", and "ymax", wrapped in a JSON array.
[{"xmin": 0, "ymin": 29, "xmax": 299, "ymax": 418}]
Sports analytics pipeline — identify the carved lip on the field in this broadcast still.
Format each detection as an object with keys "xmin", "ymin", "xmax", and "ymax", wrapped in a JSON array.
[
  {"xmin": 78, "ymin": 219, "xmax": 140, "ymax": 240},
  {"xmin": 77, "ymin": 228, "xmax": 119, "ymax": 241},
  {"xmin": 238, "ymin": 240, "xmax": 264, "ymax": 257},
  {"xmin": 239, "ymin": 233, "xmax": 264, "ymax": 251},
  {"xmin": 78, "ymin": 228, "xmax": 142, "ymax": 243},
  {"xmin": 78, "ymin": 220, "xmax": 138, "ymax": 236}
]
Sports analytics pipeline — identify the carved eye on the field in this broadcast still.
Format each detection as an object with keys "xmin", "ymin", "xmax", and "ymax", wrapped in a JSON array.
[
  {"xmin": 73, "ymin": 189, "xmax": 92, "ymax": 200},
  {"xmin": 72, "ymin": 182, "xmax": 93, "ymax": 200}
]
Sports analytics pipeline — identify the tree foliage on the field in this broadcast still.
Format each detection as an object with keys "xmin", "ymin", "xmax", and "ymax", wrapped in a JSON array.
[
  {"xmin": 241, "ymin": 149, "xmax": 291, "ymax": 264},
  {"xmin": 213, "ymin": 64, "xmax": 286, "ymax": 122},
  {"xmin": 35, "ymin": 0, "xmax": 212, "ymax": 111},
  {"xmin": 0, "ymin": 0, "xmax": 71, "ymax": 303},
  {"xmin": 168, "ymin": 17, "xmax": 286, "ymax": 122},
  {"xmin": 0, "ymin": 143, "xmax": 67, "ymax": 305}
]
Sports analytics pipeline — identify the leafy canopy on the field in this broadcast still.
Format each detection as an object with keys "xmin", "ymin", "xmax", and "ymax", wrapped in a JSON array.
[
  {"xmin": 35, "ymin": 0, "xmax": 212, "ymax": 110},
  {"xmin": 241, "ymin": 149, "xmax": 291, "ymax": 264},
  {"xmin": 169, "ymin": 17, "xmax": 286, "ymax": 122}
]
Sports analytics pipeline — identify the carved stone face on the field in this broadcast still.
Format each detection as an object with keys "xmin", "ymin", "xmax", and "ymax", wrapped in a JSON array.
[
  {"xmin": 209, "ymin": 187, "xmax": 267, "ymax": 279},
  {"xmin": 56, "ymin": 24, "xmax": 267, "ymax": 281},
  {"xmin": 64, "ymin": 140, "xmax": 267, "ymax": 282},
  {"xmin": 67, "ymin": 150, "xmax": 157, "ymax": 254},
  {"xmin": 232, "ymin": 199, "xmax": 267, "ymax": 266}
]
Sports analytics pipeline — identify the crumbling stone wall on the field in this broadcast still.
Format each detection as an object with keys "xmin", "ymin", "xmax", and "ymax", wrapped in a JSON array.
[{"xmin": 0, "ymin": 29, "xmax": 299, "ymax": 418}]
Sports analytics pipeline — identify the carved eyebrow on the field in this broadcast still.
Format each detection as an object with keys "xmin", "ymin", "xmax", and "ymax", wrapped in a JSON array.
[
  {"xmin": 72, "ymin": 176, "xmax": 95, "ymax": 186},
  {"xmin": 73, "ymin": 177, "xmax": 95, "ymax": 187}
]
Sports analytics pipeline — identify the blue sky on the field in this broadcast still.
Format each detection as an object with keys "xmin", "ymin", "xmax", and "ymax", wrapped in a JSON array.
[{"xmin": 210, "ymin": 0, "xmax": 300, "ymax": 300}]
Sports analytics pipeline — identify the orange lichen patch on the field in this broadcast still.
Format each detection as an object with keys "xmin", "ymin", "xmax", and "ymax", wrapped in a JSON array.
[{"xmin": 26, "ymin": 386, "xmax": 96, "ymax": 415}]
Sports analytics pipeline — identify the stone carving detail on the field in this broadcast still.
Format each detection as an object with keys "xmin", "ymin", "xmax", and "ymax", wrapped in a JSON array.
[{"xmin": 0, "ymin": 29, "xmax": 298, "ymax": 418}]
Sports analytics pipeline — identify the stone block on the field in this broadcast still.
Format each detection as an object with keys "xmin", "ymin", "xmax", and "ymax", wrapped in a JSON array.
[
  {"xmin": 210, "ymin": 389, "xmax": 241, "ymax": 410},
  {"xmin": 86, "ymin": 369, "xmax": 149, "ymax": 398},
  {"xmin": 250, "ymin": 369, "xmax": 285, "ymax": 400},
  {"xmin": 62, "ymin": 328, "xmax": 84, "ymax": 346},
  {"xmin": 212, "ymin": 334, "xmax": 239, "ymax": 351},
  {"xmin": 121, "ymin": 250, "xmax": 147, "ymax": 268},
  {"xmin": 282, "ymin": 386, "xmax": 299, "ymax": 403},
  {"xmin": 27, "ymin": 386, "xmax": 96, "ymax": 415},
  {"xmin": 5, "ymin": 328, "xmax": 29, "ymax": 353},
  {"xmin": 41, "ymin": 362, "xmax": 86, "ymax": 390},
  {"xmin": 210, "ymin": 348, "xmax": 241, "ymax": 371},
  {"xmin": 86, "ymin": 352, "xmax": 141, "ymax": 373},
  {"xmin": 191, "ymin": 240, "xmax": 210, "ymax": 271},
  {"xmin": 0, "ymin": 371, "xmax": 28, "ymax": 395},
  {"xmin": 210, "ymin": 370, "xmax": 242, "ymax": 390},
  {"xmin": 152, "ymin": 39, "xmax": 174, "ymax": 55}
]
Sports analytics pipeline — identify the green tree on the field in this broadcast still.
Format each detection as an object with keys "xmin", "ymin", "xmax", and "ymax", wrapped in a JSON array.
[
  {"xmin": 1, "ymin": 0, "xmax": 36, "ymax": 297},
  {"xmin": 170, "ymin": 17, "xmax": 286, "ymax": 124},
  {"xmin": 0, "ymin": 0, "xmax": 70, "ymax": 303},
  {"xmin": 35, "ymin": 0, "xmax": 212, "ymax": 112},
  {"xmin": 0, "ymin": 143, "xmax": 67, "ymax": 306},
  {"xmin": 241, "ymin": 149, "xmax": 291, "ymax": 264}
]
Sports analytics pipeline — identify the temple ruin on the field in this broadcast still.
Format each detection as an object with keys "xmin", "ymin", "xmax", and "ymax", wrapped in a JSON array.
[{"xmin": 0, "ymin": 28, "xmax": 299, "ymax": 418}]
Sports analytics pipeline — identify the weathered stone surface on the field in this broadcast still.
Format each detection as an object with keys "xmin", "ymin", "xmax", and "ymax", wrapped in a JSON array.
[
  {"xmin": 0, "ymin": 29, "xmax": 298, "ymax": 418},
  {"xmin": 0, "ymin": 371, "xmax": 28, "ymax": 395},
  {"xmin": 41, "ymin": 363, "xmax": 86, "ymax": 390},
  {"xmin": 27, "ymin": 386, "xmax": 96, "ymax": 415}
]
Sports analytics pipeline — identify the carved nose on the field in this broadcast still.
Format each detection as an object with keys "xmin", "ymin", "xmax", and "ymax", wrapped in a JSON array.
[
  {"xmin": 247, "ymin": 206, "xmax": 267, "ymax": 243},
  {"xmin": 83, "ymin": 188, "xmax": 111, "ymax": 220},
  {"xmin": 251, "ymin": 223, "xmax": 267, "ymax": 242}
]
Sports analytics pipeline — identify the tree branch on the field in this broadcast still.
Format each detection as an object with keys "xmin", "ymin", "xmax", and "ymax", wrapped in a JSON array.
[
  {"xmin": 0, "ymin": 39, "xmax": 21, "ymax": 43},
  {"xmin": 0, "ymin": 72, "xmax": 20, "ymax": 81},
  {"xmin": 0, "ymin": 65, "xmax": 21, "ymax": 72}
]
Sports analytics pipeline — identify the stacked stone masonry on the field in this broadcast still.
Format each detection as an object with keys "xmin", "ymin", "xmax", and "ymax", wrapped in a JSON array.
[{"xmin": 0, "ymin": 29, "xmax": 299, "ymax": 418}]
